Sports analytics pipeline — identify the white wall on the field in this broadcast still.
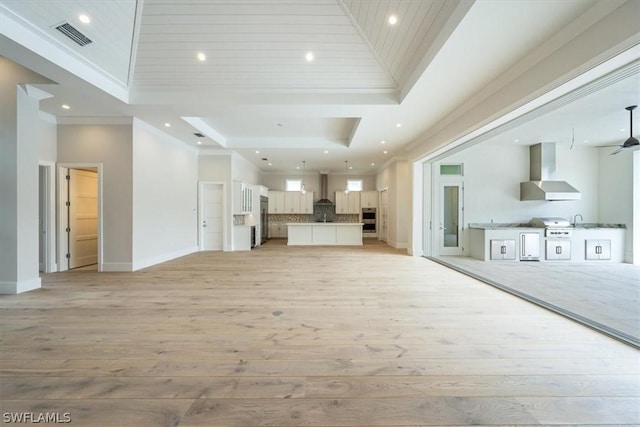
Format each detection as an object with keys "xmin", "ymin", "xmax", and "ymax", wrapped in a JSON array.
[
  {"xmin": 231, "ymin": 152, "xmax": 261, "ymax": 184},
  {"xmin": 38, "ymin": 112, "xmax": 57, "ymax": 163},
  {"xmin": 376, "ymin": 160, "xmax": 410, "ymax": 248},
  {"xmin": 131, "ymin": 119, "xmax": 199, "ymax": 270},
  {"xmin": 57, "ymin": 123, "xmax": 134, "ymax": 271},
  {"xmin": 440, "ymin": 143, "xmax": 599, "ymax": 225},
  {"xmin": 598, "ymin": 147, "xmax": 634, "ymax": 262}
]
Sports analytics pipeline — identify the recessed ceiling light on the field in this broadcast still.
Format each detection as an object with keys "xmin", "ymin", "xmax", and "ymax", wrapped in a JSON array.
[
  {"xmin": 78, "ymin": 14, "xmax": 90, "ymax": 24},
  {"xmin": 255, "ymin": 150, "xmax": 260, "ymax": 154},
  {"xmin": 268, "ymin": 163, "xmax": 272, "ymax": 166},
  {"xmin": 381, "ymin": 140, "xmax": 386, "ymax": 144},
  {"xmin": 349, "ymin": 166, "xmax": 353, "ymax": 170},
  {"xmin": 197, "ymin": 52, "xmax": 206, "ymax": 61},
  {"xmin": 583, "ymin": 139, "xmax": 589, "ymax": 143},
  {"xmin": 61, "ymin": 104, "xmax": 70, "ymax": 110},
  {"xmin": 383, "ymin": 150, "xmax": 388, "ymax": 154},
  {"xmin": 396, "ymin": 123, "xmax": 402, "ymax": 128},
  {"xmin": 620, "ymin": 128, "xmax": 626, "ymax": 132},
  {"xmin": 305, "ymin": 52, "xmax": 314, "ymax": 62},
  {"xmin": 296, "ymin": 166, "xmax": 300, "ymax": 170},
  {"xmin": 514, "ymin": 139, "xmax": 519, "ymax": 143},
  {"xmin": 370, "ymin": 162, "xmax": 375, "ymax": 166},
  {"xmin": 197, "ymin": 140, "xmax": 202, "ymax": 145},
  {"xmin": 388, "ymin": 15, "xmax": 398, "ymax": 25},
  {"xmin": 324, "ymin": 150, "xmax": 328, "ymax": 154},
  {"xmin": 164, "ymin": 122, "xmax": 171, "ymax": 127}
]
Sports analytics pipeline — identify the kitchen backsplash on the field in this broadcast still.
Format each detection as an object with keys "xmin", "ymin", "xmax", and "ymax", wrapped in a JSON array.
[{"xmin": 269, "ymin": 214, "xmax": 359, "ymax": 224}]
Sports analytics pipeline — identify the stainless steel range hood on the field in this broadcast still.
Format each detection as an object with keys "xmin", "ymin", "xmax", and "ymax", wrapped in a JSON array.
[
  {"xmin": 315, "ymin": 173, "xmax": 334, "ymax": 205},
  {"xmin": 520, "ymin": 143, "xmax": 581, "ymax": 201}
]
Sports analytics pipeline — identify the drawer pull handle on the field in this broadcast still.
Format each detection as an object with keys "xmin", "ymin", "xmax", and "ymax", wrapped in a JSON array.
[
  {"xmin": 556, "ymin": 246, "xmax": 562, "ymax": 255},
  {"xmin": 501, "ymin": 246, "xmax": 507, "ymax": 254},
  {"xmin": 596, "ymin": 245, "xmax": 602, "ymax": 254}
]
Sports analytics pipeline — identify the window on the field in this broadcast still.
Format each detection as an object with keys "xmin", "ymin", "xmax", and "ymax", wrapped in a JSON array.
[
  {"xmin": 440, "ymin": 164, "xmax": 463, "ymax": 176},
  {"xmin": 346, "ymin": 179, "xmax": 363, "ymax": 192},
  {"xmin": 285, "ymin": 179, "xmax": 302, "ymax": 191}
]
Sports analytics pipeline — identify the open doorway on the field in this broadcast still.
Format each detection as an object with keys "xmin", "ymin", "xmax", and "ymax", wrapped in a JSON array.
[
  {"xmin": 57, "ymin": 164, "xmax": 102, "ymax": 272},
  {"xmin": 38, "ymin": 162, "xmax": 56, "ymax": 273}
]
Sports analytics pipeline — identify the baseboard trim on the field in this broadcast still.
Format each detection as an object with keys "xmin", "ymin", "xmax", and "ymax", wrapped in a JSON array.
[
  {"xmin": 388, "ymin": 239, "xmax": 408, "ymax": 249},
  {"xmin": 101, "ymin": 262, "xmax": 133, "ymax": 272},
  {"xmin": 132, "ymin": 246, "xmax": 199, "ymax": 271},
  {"xmin": 0, "ymin": 277, "xmax": 42, "ymax": 294}
]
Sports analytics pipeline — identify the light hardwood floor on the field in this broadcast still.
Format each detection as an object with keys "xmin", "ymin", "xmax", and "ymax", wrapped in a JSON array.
[{"xmin": 1, "ymin": 240, "xmax": 639, "ymax": 426}]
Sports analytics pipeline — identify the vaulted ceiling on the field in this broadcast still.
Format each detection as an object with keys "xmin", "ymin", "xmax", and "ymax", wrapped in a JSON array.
[{"xmin": 1, "ymin": 0, "xmax": 638, "ymax": 174}]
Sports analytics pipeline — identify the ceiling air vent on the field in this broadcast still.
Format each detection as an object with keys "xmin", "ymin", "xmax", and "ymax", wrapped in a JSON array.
[
  {"xmin": 193, "ymin": 132, "xmax": 205, "ymax": 138},
  {"xmin": 55, "ymin": 22, "xmax": 92, "ymax": 46}
]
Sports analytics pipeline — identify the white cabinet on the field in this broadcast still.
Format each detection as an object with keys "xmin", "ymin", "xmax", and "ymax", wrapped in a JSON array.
[
  {"xmin": 300, "ymin": 192, "xmax": 314, "ymax": 214},
  {"xmin": 268, "ymin": 191, "xmax": 285, "ymax": 214},
  {"xmin": 270, "ymin": 191, "xmax": 314, "ymax": 214},
  {"xmin": 284, "ymin": 191, "xmax": 300, "ymax": 213},
  {"xmin": 233, "ymin": 226, "xmax": 251, "ymax": 251},
  {"xmin": 335, "ymin": 191, "xmax": 360, "ymax": 214},
  {"xmin": 234, "ymin": 182, "xmax": 253, "ymax": 214},
  {"xmin": 545, "ymin": 240, "xmax": 571, "ymax": 260},
  {"xmin": 269, "ymin": 223, "xmax": 287, "ymax": 238},
  {"xmin": 490, "ymin": 239, "xmax": 516, "ymax": 260},
  {"xmin": 585, "ymin": 239, "xmax": 611, "ymax": 260},
  {"xmin": 360, "ymin": 191, "xmax": 378, "ymax": 208}
]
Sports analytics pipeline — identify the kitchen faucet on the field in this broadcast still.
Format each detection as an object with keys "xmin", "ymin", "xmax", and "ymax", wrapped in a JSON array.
[
  {"xmin": 573, "ymin": 213, "xmax": 583, "ymax": 225},
  {"xmin": 323, "ymin": 213, "xmax": 327, "ymax": 223}
]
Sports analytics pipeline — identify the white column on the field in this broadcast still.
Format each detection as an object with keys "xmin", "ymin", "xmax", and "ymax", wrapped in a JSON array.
[{"xmin": 0, "ymin": 58, "xmax": 52, "ymax": 294}]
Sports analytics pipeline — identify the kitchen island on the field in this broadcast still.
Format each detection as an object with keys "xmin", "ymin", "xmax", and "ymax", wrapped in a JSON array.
[{"xmin": 287, "ymin": 223, "xmax": 363, "ymax": 246}]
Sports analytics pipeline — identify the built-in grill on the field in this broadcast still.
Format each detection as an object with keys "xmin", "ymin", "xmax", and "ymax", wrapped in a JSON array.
[
  {"xmin": 529, "ymin": 217, "xmax": 573, "ymax": 238},
  {"xmin": 529, "ymin": 217, "xmax": 574, "ymax": 261}
]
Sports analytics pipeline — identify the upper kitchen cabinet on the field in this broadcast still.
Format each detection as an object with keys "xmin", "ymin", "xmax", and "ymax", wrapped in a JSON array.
[
  {"xmin": 233, "ymin": 182, "xmax": 253, "ymax": 215},
  {"xmin": 335, "ymin": 191, "xmax": 360, "ymax": 214},
  {"xmin": 300, "ymin": 192, "xmax": 314, "ymax": 214},
  {"xmin": 268, "ymin": 190, "xmax": 285, "ymax": 214},
  {"xmin": 284, "ymin": 191, "xmax": 300, "ymax": 214},
  {"xmin": 360, "ymin": 191, "xmax": 378, "ymax": 208},
  {"xmin": 269, "ymin": 191, "xmax": 314, "ymax": 214}
]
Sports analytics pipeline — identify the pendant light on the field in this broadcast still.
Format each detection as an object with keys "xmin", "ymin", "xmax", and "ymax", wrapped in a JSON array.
[
  {"xmin": 300, "ymin": 160, "xmax": 306, "ymax": 194},
  {"xmin": 344, "ymin": 160, "xmax": 349, "ymax": 194}
]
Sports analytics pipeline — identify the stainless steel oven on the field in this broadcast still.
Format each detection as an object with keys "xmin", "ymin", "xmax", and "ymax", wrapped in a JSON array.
[{"xmin": 362, "ymin": 208, "xmax": 376, "ymax": 234}]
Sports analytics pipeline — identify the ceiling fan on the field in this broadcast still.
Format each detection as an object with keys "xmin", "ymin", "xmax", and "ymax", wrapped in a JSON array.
[{"xmin": 610, "ymin": 105, "xmax": 638, "ymax": 155}]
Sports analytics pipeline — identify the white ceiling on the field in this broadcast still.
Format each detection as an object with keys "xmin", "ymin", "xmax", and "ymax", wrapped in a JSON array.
[{"xmin": 1, "ymin": 0, "xmax": 638, "ymax": 174}]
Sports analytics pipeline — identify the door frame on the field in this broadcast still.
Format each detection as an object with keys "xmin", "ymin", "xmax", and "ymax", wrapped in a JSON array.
[
  {"xmin": 57, "ymin": 163, "xmax": 103, "ymax": 272},
  {"xmin": 198, "ymin": 181, "xmax": 227, "ymax": 251},
  {"xmin": 378, "ymin": 187, "xmax": 389, "ymax": 243},
  {"xmin": 39, "ymin": 161, "xmax": 56, "ymax": 273},
  {"xmin": 437, "ymin": 181, "xmax": 464, "ymax": 255}
]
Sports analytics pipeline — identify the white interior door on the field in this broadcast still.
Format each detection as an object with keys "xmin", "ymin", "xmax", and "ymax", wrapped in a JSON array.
[
  {"xmin": 201, "ymin": 183, "xmax": 224, "ymax": 250},
  {"xmin": 68, "ymin": 169, "xmax": 98, "ymax": 269},
  {"xmin": 439, "ymin": 182, "xmax": 463, "ymax": 256}
]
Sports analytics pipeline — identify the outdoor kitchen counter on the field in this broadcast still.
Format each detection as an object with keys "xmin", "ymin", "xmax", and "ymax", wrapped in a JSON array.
[
  {"xmin": 469, "ymin": 223, "xmax": 626, "ymax": 262},
  {"xmin": 469, "ymin": 223, "xmax": 625, "ymax": 229},
  {"xmin": 287, "ymin": 223, "xmax": 363, "ymax": 246}
]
